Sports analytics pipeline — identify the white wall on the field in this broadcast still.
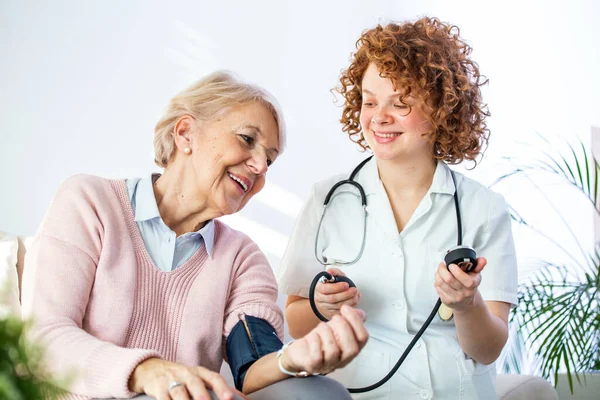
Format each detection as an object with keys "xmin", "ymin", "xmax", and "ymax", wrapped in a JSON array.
[
  {"xmin": 1, "ymin": 0, "xmax": 599, "ymax": 276},
  {"xmin": 595, "ymin": 127, "xmax": 600, "ymax": 246}
]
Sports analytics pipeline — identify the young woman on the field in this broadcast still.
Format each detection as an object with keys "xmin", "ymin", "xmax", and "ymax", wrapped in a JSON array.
[{"xmin": 278, "ymin": 17, "xmax": 517, "ymax": 399}]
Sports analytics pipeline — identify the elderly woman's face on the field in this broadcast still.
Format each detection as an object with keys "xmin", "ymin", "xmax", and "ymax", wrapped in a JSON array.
[{"xmin": 189, "ymin": 102, "xmax": 280, "ymax": 216}]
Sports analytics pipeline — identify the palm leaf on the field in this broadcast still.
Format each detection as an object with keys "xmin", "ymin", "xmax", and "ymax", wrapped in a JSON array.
[{"xmin": 496, "ymin": 136, "xmax": 599, "ymax": 393}]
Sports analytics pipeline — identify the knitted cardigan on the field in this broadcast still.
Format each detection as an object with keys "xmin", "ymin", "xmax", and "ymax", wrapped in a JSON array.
[{"xmin": 21, "ymin": 175, "xmax": 283, "ymax": 399}]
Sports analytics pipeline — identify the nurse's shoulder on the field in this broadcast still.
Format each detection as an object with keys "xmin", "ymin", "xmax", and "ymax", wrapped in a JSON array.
[{"xmin": 452, "ymin": 168, "xmax": 510, "ymax": 220}]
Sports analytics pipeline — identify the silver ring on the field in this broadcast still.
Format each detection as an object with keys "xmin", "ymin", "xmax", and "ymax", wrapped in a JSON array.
[{"xmin": 168, "ymin": 381, "xmax": 184, "ymax": 392}]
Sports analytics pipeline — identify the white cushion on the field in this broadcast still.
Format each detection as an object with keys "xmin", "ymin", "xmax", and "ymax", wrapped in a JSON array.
[
  {"xmin": 0, "ymin": 231, "xmax": 20, "ymax": 317},
  {"xmin": 497, "ymin": 374, "xmax": 558, "ymax": 400}
]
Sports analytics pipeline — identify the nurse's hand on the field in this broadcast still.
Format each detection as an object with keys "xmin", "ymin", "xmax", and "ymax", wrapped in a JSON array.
[
  {"xmin": 434, "ymin": 257, "xmax": 487, "ymax": 312},
  {"xmin": 314, "ymin": 268, "xmax": 360, "ymax": 320},
  {"xmin": 282, "ymin": 305, "xmax": 369, "ymax": 375}
]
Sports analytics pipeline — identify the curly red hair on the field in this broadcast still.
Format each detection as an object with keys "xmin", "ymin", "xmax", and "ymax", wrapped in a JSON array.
[{"xmin": 337, "ymin": 17, "xmax": 490, "ymax": 165}]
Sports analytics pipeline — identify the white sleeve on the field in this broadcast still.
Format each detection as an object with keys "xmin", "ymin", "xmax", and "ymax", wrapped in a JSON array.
[
  {"xmin": 277, "ymin": 184, "xmax": 325, "ymax": 298},
  {"xmin": 475, "ymin": 191, "xmax": 519, "ymax": 307}
]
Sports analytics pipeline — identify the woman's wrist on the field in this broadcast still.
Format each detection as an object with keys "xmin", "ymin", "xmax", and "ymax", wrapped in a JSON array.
[
  {"xmin": 128, "ymin": 357, "xmax": 160, "ymax": 393},
  {"xmin": 276, "ymin": 341, "xmax": 308, "ymax": 377},
  {"xmin": 128, "ymin": 361, "xmax": 145, "ymax": 393},
  {"xmin": 453, "ymin": 290, "xmax": 484, "ymax": 315}
]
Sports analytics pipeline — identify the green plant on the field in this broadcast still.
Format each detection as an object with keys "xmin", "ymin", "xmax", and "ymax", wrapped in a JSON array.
[
  {"xmin": 492, "ymin": 135, "xmax": 600, "ymax": 393},
  {"xmin": 0, "ymin": 315, "xmax": 66, "ymax": 400}
]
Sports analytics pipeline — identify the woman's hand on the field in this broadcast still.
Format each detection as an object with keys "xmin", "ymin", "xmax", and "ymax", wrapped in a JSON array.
[
  {"xmin": 314, "ymin": 268, "xmax": 361, "ymax": 320},
  {"xmin": 281, "ymin": 304, "xmax": 368, "ymax": 375},
  {"xmin": 434, "ymin": 257, "xmax": 487, "ymax": 312},
  {"xmin": 128, "ymin": 358, "xmax": 244, "ymax": 400}
]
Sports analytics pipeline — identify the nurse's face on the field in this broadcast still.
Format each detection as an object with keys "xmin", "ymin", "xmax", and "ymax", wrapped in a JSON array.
[{"xmin": 359, "ymin": 63, "xmax": 433, "ymax": 163}]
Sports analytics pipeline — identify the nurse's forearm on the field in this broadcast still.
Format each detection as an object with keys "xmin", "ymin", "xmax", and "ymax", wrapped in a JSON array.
[
  {"xmin": 285, "ymin": 296, "xmax": 322, "ymax": 338},
  {"xmin": 452, "ymin": 292, "xmax": 508, "ymax": 365}
]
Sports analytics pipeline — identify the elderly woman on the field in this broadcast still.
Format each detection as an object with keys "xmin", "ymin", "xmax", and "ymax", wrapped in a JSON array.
[{"xmin": 21, "ymin": 71, "xmax": 368, "ymax": 400}]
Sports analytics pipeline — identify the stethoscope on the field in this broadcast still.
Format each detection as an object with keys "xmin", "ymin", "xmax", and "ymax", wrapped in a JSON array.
[{"xmin": 308, "ymin": 156, "xmax": 477, "ymax": 393}]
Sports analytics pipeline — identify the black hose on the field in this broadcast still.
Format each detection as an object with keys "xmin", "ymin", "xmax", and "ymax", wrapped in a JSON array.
[{"xmin": 308, "ymin": 271, "xmax": 442, "ymax": 393}]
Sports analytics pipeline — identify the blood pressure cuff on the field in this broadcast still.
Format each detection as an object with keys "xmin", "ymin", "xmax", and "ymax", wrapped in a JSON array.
[{"xmin": 225, "ymin": 315, "xmax": 283, "ymax": 391}]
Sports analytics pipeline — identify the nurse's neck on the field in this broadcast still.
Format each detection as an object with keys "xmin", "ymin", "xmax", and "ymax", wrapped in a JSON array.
[{"xmin": 376, "ymin": 155, "xmax": 437, "ymax": 197}]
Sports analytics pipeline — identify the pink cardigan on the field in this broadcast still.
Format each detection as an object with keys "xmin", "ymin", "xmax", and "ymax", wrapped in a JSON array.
[{"xmin": 21, "ymin": 175, "xmax": 284, "ymax": 399}]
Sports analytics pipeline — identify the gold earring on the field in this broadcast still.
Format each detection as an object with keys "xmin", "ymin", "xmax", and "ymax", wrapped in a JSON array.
[{"xmin": 184, "ymin": 147, "xmax": 191, "ymax": 154}]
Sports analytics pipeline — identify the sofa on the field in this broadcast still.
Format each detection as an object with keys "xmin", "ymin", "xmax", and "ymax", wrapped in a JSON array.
[{"xmin": 0, "ymin": 231, "xmax": 559, "ymax": 399}]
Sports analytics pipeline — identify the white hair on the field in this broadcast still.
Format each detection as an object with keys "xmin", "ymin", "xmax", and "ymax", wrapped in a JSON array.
[{"xmin": 154, "ymin": 71, "xmax": 286, "ymax": 168}]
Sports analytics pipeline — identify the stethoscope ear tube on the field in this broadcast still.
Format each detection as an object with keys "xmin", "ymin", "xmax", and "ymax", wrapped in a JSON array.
[{"xmin": 323, "ymin": 180, "xmax": 367, "ymax": 206}]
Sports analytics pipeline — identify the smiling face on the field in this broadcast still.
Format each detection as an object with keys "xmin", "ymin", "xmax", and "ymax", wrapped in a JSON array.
[
  {"xmin": 184, "ymin": 102, "xmax": 280, "ymax": 216},
  {"xmin": 359, "ymin": 63, "xmax": 433, "ymax": 163}
]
